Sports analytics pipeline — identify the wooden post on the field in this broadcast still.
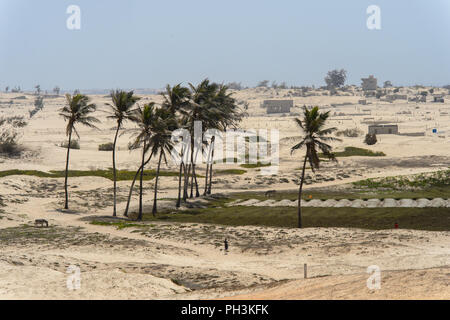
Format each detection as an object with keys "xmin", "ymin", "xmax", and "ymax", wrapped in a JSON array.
[{"xmin": 304, "ymin": 264, "xmax": 307, "ymax": 279}]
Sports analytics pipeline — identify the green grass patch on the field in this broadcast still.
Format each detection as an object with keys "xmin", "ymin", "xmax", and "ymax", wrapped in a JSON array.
[
  {"xmin": 354, "ymin": 170, "xmax": 450, "ymax": 190},
  {"xmin": 322, "ymin": 147, "xmax": 385, "ymax": 158},
  {"xmin": 142, "ymin": 206, "xmax": 450, "ymax": 231},
  {"xmin": 215, "ymin": 169, "xmax": 247, "ymax": 175},
  {"xmin": 90, "ymin": 221, "xmax": 148, "ymax": 230},
  {"xmin": 228, "ymin": 187, "xmax": 450, "ymax": 202},
  {"xmin": 0, "ymin": 169, "xmax": 180, "ymax": 181},
  {"xmin": 240, "ymin": 162, "xmax": 272, "ymax": 169}
]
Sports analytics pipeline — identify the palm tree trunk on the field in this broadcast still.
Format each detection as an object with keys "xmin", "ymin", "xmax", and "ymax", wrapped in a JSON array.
[
  {"xmin": 63, "ymin": 130, "xmax": 73, "ymax": 210},
  {"xmin": 123, "ymin": 153, "xmax": 152, "ymax": 217},
  {"xmin": 189, "ymin": 144, "xmax": 194, "ymax": 198},
  {"xmin": 152, "ymin": 152, "xmax": 163, "ymax": 216},
  {"xmin": 176, "ymin": 146, "xmax": 186, "ymax": 208},
  {"xmin": 183, "ymin": 163, "xmax": 191, "ymax": 202},
  {"xmin": 203, "ymin": 149, "xmax": 210, "ymax": 196},
  {"xmin": 176, "ymin": 161, "xmax": 184, "ymax": 208},
  {"xmin": 112, "ymin": 125, "xmax": 120, "ymax": 217},
  {"xmin": 297, "ymin": 155, "xmax": 308, "ymax": 228},
  {"xmin": 207, "ymin": 138, "xmax": 215, "ymax": 195},
  {"xmin": 192, "ymin": 164, "xmax": 200, "ymax": 197},
  {"xmin": 138, "ymin": 141, "xmax": 146, "ymax": 221},
  {"xmin": 192, "ymin": 144, "xmax": 201, "ymax": 197},
  {"xmin": 207, "ymin": 163, "xmax": 213, "ymax": 195}
]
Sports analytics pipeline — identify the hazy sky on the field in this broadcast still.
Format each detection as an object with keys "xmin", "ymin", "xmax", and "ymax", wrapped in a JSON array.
[{"xmin": 1, "ymin": 0, "xmax": 449, "ymax": 91}]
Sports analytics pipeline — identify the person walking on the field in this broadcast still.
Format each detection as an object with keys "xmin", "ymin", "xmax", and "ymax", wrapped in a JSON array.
[{"xmin": 224, "ymin": 238, "xmax": 229, "ymax": 254}]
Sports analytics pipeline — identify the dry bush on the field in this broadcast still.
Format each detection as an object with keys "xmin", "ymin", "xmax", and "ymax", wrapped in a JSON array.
[
  {"xmin": 98, "ymin": 142, "xmax": 114, "ymax": 151},
  {"xmin": 364, "ymin": 133, "xmax": 377, "ymax": 145},
  {"xmin": 336, "ymin": 128, "xmax": 363, "ymax": 138},
  {"xmin": 60, "ymin": 140, "xmax": 80, "ymax": 150},
  {"xmin": 0, "ymin": 117, "xmax": 25, "ymax": 156},
  {"xmin": 0, "ymin": 130, "xmax": 23, "ymax": 156}
]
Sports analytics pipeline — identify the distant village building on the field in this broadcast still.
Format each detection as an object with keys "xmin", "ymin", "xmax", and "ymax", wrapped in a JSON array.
[
  {"xmin": 433, "ymin": 94, "xmax": 445, "ymax": 103},
  {"xmin": 368, "ymin": 124, "xmax": 399, "ymax": 135},
  {"xmin": 262, "ymin": 100, "xmax": 293, "ymax": 114},
  {"xmin": 361, "ymin": 75, "xmax": 378, "ymax": 91},
  {"xmin": 386, "ymin": 94, "xmax": 408, "ymax": 102},
  {"xmin": 408, "ymin": 95, "xmax": 427, "ymax": 103}
]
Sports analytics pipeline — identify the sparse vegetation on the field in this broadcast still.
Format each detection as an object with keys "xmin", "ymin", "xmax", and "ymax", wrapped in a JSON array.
[
  {"xmin": 322, "ymin": 147, "xmax": 385, "ymax": 158},
  {"xmin": 0, "ymin": 117, "xmax": 25, "ymax": 156},
  {"xmin": 90, "ymin": 221, "xmax": 147, "ymax": 230},
  {"xmin": 353, "ymin": 170, "xmax": 450, "ymax": 190},
  {"xmin": 60, "ymin": 140, "xmax": 80, "ymax": 150},
  {"xmin": 98, "ymin": 142, "xmax": 114, "ymax": 151},
  {"xmin": 364, "ymin": 133, "xmax": 377, "ymax": 145},
  {"xmin": 240, "ymin": 162, "xmax": 272, "ymax": 169},
  {"xmin": 216, "ymin": 169, "xmax": 247, "ymax": 175},
  {"xmin": 0, "ymin": 131, "xmax": 23, "ymax": 156},
  {"xmin": 0, "ymin": 169, "xmax": 180, "ymax": 181},
  {"xmin": 29, "ymin": 96, "xmax": 44, "ymax": 118},
  {"xmin": 336, "ymin": 128, "xmax": 363, "ymax": 138}
]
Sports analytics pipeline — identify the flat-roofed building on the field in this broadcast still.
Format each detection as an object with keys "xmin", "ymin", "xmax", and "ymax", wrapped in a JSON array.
[
  {"xmin": 433, "ymin": 94, "xmax": 445, "ymax": 103},
  {"xmin": 262, "ymin": 100, "xmax": 293, "ymax": 114},
  {"xmin": 368, "ymin": 124, "xmax": 398, "ymax": 135}
]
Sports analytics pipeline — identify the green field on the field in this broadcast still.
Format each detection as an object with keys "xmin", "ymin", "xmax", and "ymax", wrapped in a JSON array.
[
  {"xmin": 137, "ymin": 206, "xmax": 450, "ymax": 231},
  {"xmin": 228, "ymin": 186, "xmax": 450, "ymax": 202}
]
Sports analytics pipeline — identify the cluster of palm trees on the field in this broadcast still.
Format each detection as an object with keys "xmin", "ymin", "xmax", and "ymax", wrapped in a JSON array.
[
  {"xmin": 59, "ymin": 79, "xmax": 339, "ymax": 229},
  {"xmin": 59, "ymin": 79, "xmax": 244, "ymax": 220}
]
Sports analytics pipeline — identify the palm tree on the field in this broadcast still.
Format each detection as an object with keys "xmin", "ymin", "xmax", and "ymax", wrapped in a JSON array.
[
  {"xmin": 205, "ymin": 84, "xmax": 244, "ymax": 195},
  {"xmin": 185, "ymin": 79, "xmax": 221, "ymax": 198},
  {"xmin": 291, "ymin": 106, "xmax": 340, "ymax": 228},
  {"xmin": 123, "ymin": 152, "xmax": 152, "ymax": 218},
  {"xmin": 146, "ymin": 107, "xmax": 176, "ymax": 215},
  {"xmin": 160, "ymin": 84, "xmax": 190, "ymax": 208},
  {"xmin": 129, "ymin": 103, "xmax": 155, "ymax": 221},
  {"xmin": 106, "ymin": 90, "xmax": 140, "ymax": 216},
  {"xmin": 126, "ymin": 104, "xmax": 176, "ymax": 218},
  {"xmin": 59, "ymin": 93, "xmax": 99, "ymax": 210}
]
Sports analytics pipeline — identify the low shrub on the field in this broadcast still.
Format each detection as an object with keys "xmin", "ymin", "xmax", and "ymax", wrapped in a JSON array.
[
  {"xmin": 364, "ymin": 133, "xmax": 377, "ymax": 145},
  {"xmin": 60, "ymin": 140, "xmax": 80, "ymax": 150},
  {"xmin": 0, "ymin": 131, "xmax": 23, "ymax": 156},
  {"xmin": 98, "ymin": 142, "xmax": 114, "ymax": 151},
  {"xmin": 336, "ymin": 128, "xmax": 363, "ymax": 138}
]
